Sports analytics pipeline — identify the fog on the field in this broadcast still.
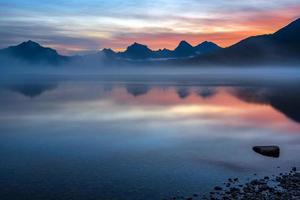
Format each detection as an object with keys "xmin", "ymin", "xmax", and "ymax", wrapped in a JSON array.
[{"xmin": 1, "ymin": 56, "xmax": 300, "ymax": 87}]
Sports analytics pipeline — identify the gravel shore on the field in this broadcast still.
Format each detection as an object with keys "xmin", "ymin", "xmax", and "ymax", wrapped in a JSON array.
[
  {"xmin": 164, "ymin": 168, "xmax": 300, "ymax": 200},
  {"xmin": 207, "ymin": 168, "xmax": 299, "ymax": 200}
]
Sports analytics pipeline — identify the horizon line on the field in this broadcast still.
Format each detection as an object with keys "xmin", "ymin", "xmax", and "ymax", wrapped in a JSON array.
[{"xmin": 3, "ymin": 17, "xmax": 299, "ymax": 56}]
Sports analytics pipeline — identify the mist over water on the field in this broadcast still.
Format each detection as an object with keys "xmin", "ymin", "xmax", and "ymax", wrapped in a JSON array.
[
  {"xmin": 0, "ymin": 72, "xmax": 299, "ymax": 200},
  {"xmin": 1, "ymin": 62, "xmax": 300, "ymax": 86},
  {"xmin": 1, "ymin": 2, "xmax": 300, "ymax": 199}
]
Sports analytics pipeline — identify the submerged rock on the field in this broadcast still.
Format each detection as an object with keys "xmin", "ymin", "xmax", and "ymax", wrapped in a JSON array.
[
  {"xmin": 253, "ymin": 146, "xmax": 280, "ymax": 158},
  {"xmin": 214, "ymin": 186, "xmax": 222, "ymax": 191}
]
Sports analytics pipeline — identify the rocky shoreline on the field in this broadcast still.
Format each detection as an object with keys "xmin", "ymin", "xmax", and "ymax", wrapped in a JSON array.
[
  {"xmin": 164, "ymin": 167, "xmax": 299, "ymax": 200},
  {"xmin": 206, "ymin": 167, "xmax": 299, "ymax": 200}
]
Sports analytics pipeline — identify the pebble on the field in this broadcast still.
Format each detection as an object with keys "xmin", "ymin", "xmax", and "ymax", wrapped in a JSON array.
[
  {"xmin": 214, "ymin": 186, "xmax": 222, "ymax": 191},
  {"xmin": 166, "ymin": 167, "xmax": 299, "ymax": 200},
  {"xmin": 206, "ymin": 168, "xmax": 300, "ymax": 199}
]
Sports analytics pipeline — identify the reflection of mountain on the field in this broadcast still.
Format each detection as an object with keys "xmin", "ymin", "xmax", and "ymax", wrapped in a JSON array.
[
  {"xmin": 126, "ymin": 84, "xmax": 150, "ymax": 97},
  {"xmin": 9, "ymin": 83, "xmax": 58, "ymax": 98},
  {"xmin": 177, "ymin": 87, "xmax": 190, "ymax": 99},
  {"xmin": 232, "ymin": 87, "xmax": 300, "ymax": 123},
  {"xmin": 5, "ymin": 82, "xmax": 300, "ymax": 125},
  {"xmin": 197, "ymin": 88, "xmax": 216, "ymax": 99}
]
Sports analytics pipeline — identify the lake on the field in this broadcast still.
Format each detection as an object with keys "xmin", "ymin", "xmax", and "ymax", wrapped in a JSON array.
[{"xmin": 0, "ymin": 73, "xmax": 299, "ymax": 200}]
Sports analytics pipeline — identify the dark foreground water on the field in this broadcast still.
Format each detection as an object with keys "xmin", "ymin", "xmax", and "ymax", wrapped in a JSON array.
[{"xmin": 0, "ymin": 74, "xmax": 300, "ymax": 200}]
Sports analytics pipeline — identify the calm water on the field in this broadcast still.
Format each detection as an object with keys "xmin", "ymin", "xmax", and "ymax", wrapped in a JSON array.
[{"xmin": 0, "ymin": 75, "xmax": 300, "ymax": 200}]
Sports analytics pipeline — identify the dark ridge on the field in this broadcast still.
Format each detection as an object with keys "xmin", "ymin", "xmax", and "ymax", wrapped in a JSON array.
[
  {"xmin": 0, "ymin": 40, "xmax": 68, "ymax": 65},
  {"xmin": 173, "ymin": 40, "xmax": 195, "ymax": 57},
  {"xmin": 119, "ymin": 42, "xmax": 153, "ymax": 59},
  {"xmin": 1, "ymin": 18, "xmax": 299, "ymax": 65},
  {"xmin": 189, "ymin": 17, "xmax": 300, "ymax": 65}
]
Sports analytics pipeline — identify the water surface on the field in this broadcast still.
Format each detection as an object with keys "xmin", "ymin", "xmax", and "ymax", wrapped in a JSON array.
[{"xmin": 0, "ymin": 75, "xmax": 300, "ymax": 200}]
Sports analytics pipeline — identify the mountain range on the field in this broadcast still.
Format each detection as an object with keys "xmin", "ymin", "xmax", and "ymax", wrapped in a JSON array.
[
  {"xmin": 0, "ymin": 40, "xmax": 69, "ymax": 65},
  {"xmin": 188, "ymin": 18, "xmax": 300, "ymax": 65},
  {"xmin": 0, "ymin": 18, "xmax": 300, "ymax": 66},
  {"xmin": 115, "ymin": 40, "xmax": 221, "ymax": 60},
  {"xmin": 76, "ymin": 40, "xmax": 221, "ymax": 63}
]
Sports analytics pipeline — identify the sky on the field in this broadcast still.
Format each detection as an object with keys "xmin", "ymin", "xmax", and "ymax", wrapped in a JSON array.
[{"xmin": 0, "ymin": 0, "xmax": 300, "ymax": 55}]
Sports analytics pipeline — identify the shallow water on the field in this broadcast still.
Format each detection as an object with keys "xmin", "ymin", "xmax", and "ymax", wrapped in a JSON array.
[{"xmin": 0, "ymin": 75, "xmax": 300, "ymax": 200}]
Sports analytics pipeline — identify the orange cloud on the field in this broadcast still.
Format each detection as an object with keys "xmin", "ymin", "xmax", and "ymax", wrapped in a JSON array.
[{"xmin": 103, "ymin": 5, "xmax": 300, "ymax": 51}]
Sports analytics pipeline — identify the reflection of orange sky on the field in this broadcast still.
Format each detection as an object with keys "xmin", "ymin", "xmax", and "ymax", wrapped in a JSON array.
[{"xmin": 108, "ymin": 87, "xmax": 300, "ymax": 133}]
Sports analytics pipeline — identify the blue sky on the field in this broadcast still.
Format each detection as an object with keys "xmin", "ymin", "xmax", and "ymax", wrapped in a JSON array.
[{"xmin": 1, "ymin": 0, "xmax": 300, "ymax": 54}]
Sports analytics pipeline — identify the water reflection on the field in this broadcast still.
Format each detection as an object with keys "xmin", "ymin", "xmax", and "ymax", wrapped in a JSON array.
[
  {"xmin": 0, "ymin": 80, "xmax": 299, "ymax": 200},
  {"xmin": 232, "ymin": 87, "xmax": 300, "ymax": 123},
  {"xmin": 4, "ymin": 82, "xmax": 300, "ymax": 125},
  {"xmin": 196, "ymin": 87, "xmax": 216, "ymax": 99},
  {"xmin": 8, "ymin": 83, "xmax": 57, "ymax": 98},
  {"xmin": 177, "ymin": 87, "xmax": 191, "ymax": 99},
  {"xmin": 126, "ymin": 84, "xmax": 150, "ymax": 97}
]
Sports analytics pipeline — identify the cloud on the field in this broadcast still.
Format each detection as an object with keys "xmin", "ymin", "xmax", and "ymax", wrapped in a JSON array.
[{"xmin": 0, "ymin": 0, "xmax": 300, "ymax": 54}]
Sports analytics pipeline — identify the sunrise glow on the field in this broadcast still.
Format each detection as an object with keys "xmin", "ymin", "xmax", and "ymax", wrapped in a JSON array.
[{"xmin": 1, "ymin": 0, "xmax": 300, "ymax": 55}]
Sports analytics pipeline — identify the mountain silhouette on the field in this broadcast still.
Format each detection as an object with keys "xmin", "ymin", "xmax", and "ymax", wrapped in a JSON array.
[
  {"xmin": 191, "ymin": 18, "xmax": 300, "ymax": 65},
  {"xmin": 173, "ymin": 41, "xmax": 195, "ymax": 57},
  {"xmin": 119, "ymin": 43, "xmax": 154, "ymax": 60},
  {"xmin": 101, "ymin": 48, "xmax": 116, "ymax": 57},
  {"xmin": 1, "ymin": 18, "xmax": 299, "ymax": 66},
  {"xmin": 155, "ymin": 48, "xmax": 173, "ymax": 58},
  {"xmin": 0, "ymin": 40, "xmax": 221, "ymax": 64},
  {"xmin": 115, "ymin": 40, "xmax": 221, "ymax": 60},
  {"xmin": 272, "ymin": 18, "xmax": 300, "ymax": 57},
  {"xmin": 0, "ymin": 40, "xmax": 68, "ymax": 65},
  {"xmin": 194, "ymin": 41, "xmax": 222, "ymax": 55}
]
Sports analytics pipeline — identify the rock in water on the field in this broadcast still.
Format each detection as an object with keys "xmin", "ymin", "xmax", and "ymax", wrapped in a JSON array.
[{"xmin": 253, "ymin": 146, "xmax": 280, "ymax": 158}]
